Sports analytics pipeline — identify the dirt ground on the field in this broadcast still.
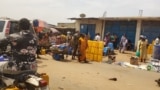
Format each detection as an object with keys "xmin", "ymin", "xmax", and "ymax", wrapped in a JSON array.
[{"xmin": 37, "ymin": 50, "xmax": 160, "ymax": 90}]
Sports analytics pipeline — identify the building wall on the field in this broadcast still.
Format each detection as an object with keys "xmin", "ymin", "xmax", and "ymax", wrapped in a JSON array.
[
  {"xmin": 57, "ymin": 23, "xmax": 75, "ymax": 28},
  {"xmin": 74, "ymin": 18, "xmax": 160, "ymax": 48},
  {"xmin": 141, "ymin": 20, "xmax": 160, "ymax": 43},
  {"xmin": 75, "ymin": 19, "xmax": 103, "ymax": 35}
]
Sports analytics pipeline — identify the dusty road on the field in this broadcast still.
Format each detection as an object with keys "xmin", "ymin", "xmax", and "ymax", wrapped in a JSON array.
[{"xmin": 37, "ymin": 50, "xmax": 160, "ymax": 90}]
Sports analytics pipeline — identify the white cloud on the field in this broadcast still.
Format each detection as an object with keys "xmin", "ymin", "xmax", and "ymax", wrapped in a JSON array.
[{"xmin": 0, "ymin": 0, "xmax": 160, "ymax": 24}]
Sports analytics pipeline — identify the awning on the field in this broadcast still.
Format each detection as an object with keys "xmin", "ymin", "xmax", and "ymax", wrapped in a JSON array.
[{"xmin": 50, "ymin": 28, "xmax": 60, "ymax": 33}]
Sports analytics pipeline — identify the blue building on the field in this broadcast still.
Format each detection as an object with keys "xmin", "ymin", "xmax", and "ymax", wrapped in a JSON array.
[{"xmin": 69, "ymin": 17, "xmax": 160, "ymax": 49}]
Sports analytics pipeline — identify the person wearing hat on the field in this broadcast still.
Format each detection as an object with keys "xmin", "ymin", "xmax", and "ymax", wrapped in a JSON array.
[{"xmin": 138, "ymin": 35, "xmax": 148, "ymax": 62}]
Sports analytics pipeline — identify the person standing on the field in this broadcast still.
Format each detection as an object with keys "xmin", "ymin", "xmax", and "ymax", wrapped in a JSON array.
[
  {"xmin": 144, "ymin": 36, "xmax": 148, "ymax": 62},
  {"xmin": 113, "ymin": 33, "xmax": 118, "ymax": 49},
  {"xmin": 94, "ymin": 33, "xmax": 101, "ymax": 41},
  {"xmin": 119, "ymin": 34, "xmax": 128, "ymax": 53},
  {"xmin": 66, "ymin": 31, "xmax": 72, "ymax": 43},
  {"xmin": 154, "ymin": 35, "xmax": 160, "ymax": 45},
  {"xmin": 71, "ymin": 31, "xmax": 80, "ymax": 60},
  {"xmin": 104, "ymin": 32, "xmax": 110, "ymax": 47},
  {"xmin": 151, "ymin": 35, "xmax": 160, "ymax": 59},
  {"xmin": 78, "ymin": 33, "xmax": 88, "ymax": 63},
  {"xmin": 137, "ymin": 35, "xmax": 144, "ymax": 52},
  {"xmin": 139, "ymin": 36, "xmax": 148, "ymax": 62}
]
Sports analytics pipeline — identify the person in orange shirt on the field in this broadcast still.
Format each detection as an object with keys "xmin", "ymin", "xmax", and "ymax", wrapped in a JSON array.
[{"xmin": 78, "ymin": 33, "xmax": 88, "ymax": 63}]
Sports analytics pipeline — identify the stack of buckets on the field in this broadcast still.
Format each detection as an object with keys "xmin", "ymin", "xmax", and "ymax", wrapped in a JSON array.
[{"xmin": 86, "ymin": 40, "xmax": 104, "ymax": 62}]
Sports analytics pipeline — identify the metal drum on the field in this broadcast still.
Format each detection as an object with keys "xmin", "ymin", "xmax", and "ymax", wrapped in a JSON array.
[{"xmin": 153, "ymin": 45, "xmax": 160, "ymax": 60}]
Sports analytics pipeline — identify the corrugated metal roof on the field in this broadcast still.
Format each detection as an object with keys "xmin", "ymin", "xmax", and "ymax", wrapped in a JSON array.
[
  {"xmin": 68, "ymin": 17, "xmax": 99, "ymax": 20},
  {"xmin": 69, "ymin": 17, "xmax": 160, "ymax": 21}
]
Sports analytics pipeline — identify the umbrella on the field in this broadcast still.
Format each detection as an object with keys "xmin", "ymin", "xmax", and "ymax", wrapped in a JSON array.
[{"xmin": 33, "ymin": 19, "xmax": 46, "ymax": 32}]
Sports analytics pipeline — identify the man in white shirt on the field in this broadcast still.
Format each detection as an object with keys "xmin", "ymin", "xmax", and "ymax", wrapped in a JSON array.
[
  {"xmin": 95, "ymin": 33, "xmax": 101, "ymax": 41},
  {"xmin": 154, "ymin": 36, "xmax": 160, "ymax": 45}
]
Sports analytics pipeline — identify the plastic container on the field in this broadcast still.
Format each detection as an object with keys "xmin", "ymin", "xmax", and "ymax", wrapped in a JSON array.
[
  {"xmin": 41, "ymin": 73, "xmax": 49, "ymax": 85},
  {"xmin": 153, "ymin": 45, "xmax": 160, "ymax": 60},
  {"xmin": 98, "ymin": 41, "xmax": 104, "ymax": 49},
  {"xmin": 90, "ymin": 48, "xmax": 95, "ymax": 54},
  {"xmin": 88, "ymin": 40, "xmax": 92, "ymax": 47},
  {"xmin": 91, "ymin": 41, "xmax": 97, "ymax": 48},
  {"xmin": 87, "ymin": 54, "xmax": 91, "ymax": 60},
  {"xmin": 86, "ymin": 53, "xmax": 89, "ymax": 59},
  {"xmin": 86, "ymin": 48, "xmax": 90, "ymax": 53},
  {"xmin": 136, "ymin": 50, "xmax": 140, "ymax": 57},
  {"xmin": 40, "ymin": 48, "xmax": 46, "ymax": 55},
  {"xmin": 6, "ymin": 87, "xmax": 19, "ymax": 90},
  {"xmin": 98, "ymin": 49, "xmax": 103, "ymax": 55},
  {"xmin": 94, "ymin": 48, "xmax": 98, "ymax": 54},
  {"xmin": 89, "ymin": 54, "xmax": 94, "ymax": 61},
  {"xmin": 93, "ymin": 54, "xmax": 98, "ymax": 61},
  {"xmin": 93, "ymin": 41, "xmax": 99, "ymax": 48},
  {"xmin": 97, "ymin": 55, "xmax": 102, "ymax": 62}
]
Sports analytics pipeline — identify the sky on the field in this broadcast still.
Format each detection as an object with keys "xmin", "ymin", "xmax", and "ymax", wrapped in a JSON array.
[{"xmin": 0, "ymin": 0, "xmax": 160, "ymax": 25}]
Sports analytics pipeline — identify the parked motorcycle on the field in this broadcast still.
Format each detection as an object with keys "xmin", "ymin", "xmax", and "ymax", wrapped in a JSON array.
[{"xmin": 1, "ymin": 71, "xmax": 49, "ymax": 89}]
